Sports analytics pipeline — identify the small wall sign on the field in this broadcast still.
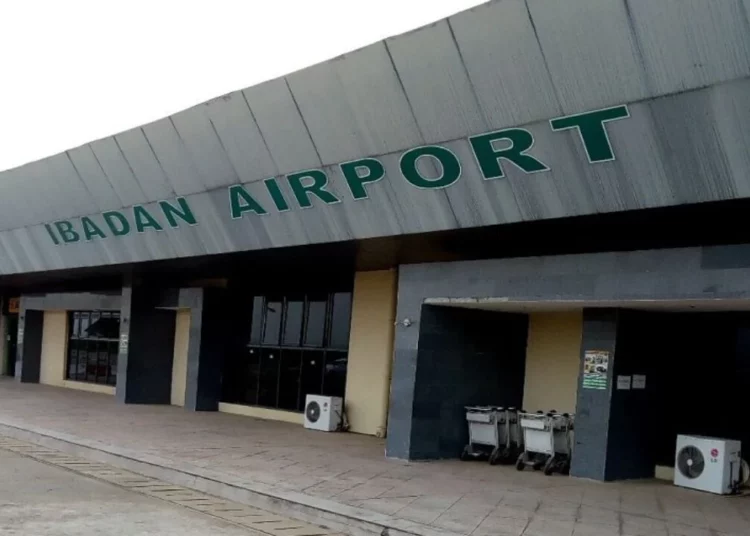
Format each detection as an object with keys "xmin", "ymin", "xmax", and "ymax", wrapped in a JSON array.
[
  {"xmin": 119, "ymin": 333, "xmax": 129, "ymax": 353},
  {"xmin": 632, "ymin": 374, "xmax": 646, "ymax": 389},
  {"xmin": 617, "ymin": 375, "xmax": 632, "ymax": 390},
  {"xmin": 583, "ymin": 350, "xmax": 609, "ymax": 390}
]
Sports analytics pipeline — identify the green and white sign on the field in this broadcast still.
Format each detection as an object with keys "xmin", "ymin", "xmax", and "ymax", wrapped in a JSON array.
[{"xmin": 44, "ymin": 105, "xmax": 629, "ymax": 245}]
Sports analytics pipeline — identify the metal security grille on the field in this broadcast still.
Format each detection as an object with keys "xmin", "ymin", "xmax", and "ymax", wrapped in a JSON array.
[{"xmin": 66, "ymin": 311, "xmax": 120, "ymax": 385}]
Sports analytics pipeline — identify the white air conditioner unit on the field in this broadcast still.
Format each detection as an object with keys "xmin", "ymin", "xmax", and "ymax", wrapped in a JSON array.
[
  {"xmin": 674, "ymin": 435, "xmax": 742, "ymax": 495},
  {"xmin": 303, "ymin": 395, "xmax": 343, "ymax": 432}
]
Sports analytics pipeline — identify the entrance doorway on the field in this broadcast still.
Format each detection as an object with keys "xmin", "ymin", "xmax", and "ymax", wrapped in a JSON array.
[{"xmin": 617, "ymin": 310, "xmax": 750, "ymax": 475}]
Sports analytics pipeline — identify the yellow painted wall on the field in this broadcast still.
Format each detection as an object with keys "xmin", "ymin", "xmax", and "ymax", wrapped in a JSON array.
[
  {"xmin": 39, "ymin": 311, "xmax": 115, "ymax": 396},
  {"xmin": 655, "ymin": 465, "xmax": 674, "ymax": 481},
  {"xmin": 62, "ymin": 380, "xmax": 115, "ymax": 395},
  {"xmin": 171, "ymin": 309, "xmax": 191, "ymax": 406},
  {"xmin": 523, "ymin": 312, "xmax": 582, "ymax": 414},
  {"xmin": 218, "ymin": 403, "xmax": 304, "ymax": 425},
  {"xmin": 39, "ymin": 311, "xmax": 68, "ymax": 387},
  {"xmin": 344, "ymin": 270, "xmax": 397, "ymax": 437}
]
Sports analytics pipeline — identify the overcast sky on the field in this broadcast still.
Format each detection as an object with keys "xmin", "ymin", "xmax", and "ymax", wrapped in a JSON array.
[{"xmin": 0, "ymin": 0, "xmax": 486, "ymax": 172}]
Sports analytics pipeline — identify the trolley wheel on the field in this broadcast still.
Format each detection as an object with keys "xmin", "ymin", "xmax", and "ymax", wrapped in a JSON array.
[
  {"xmin": 543, "ymin": 456, "xmax": 556, "ymax": 476},
  {"xmin": 515, "ymin": 453, "xmax": 526, "ymax": 471},
  {"xmin": 460, "ymin": 445, "xmax": 472, "ymax": 461},
  {"xmin": 561, "ymin": 460, "xmax": 571, "ymax": 475},
  {"xmin": 500, "ymin": 447, "xmax": 513, "ymax": 464},
  {"xmin": 489, "ymin": 447, "xmax": 502, "ymax": 465}
]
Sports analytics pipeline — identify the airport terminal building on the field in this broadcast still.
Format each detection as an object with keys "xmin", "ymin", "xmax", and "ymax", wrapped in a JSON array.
[{"xmin": 2, "ymin": 0, "xmax": 750, "ymax": 482}]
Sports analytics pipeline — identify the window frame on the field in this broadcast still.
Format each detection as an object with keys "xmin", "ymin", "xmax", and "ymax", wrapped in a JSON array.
[
  {"xmin": 221, "ymin": 290, "xmax": 352, "ymax": 412},
  {"xmin": 66, "ymin": 310, "xmax": 120, "ymax": 386}
]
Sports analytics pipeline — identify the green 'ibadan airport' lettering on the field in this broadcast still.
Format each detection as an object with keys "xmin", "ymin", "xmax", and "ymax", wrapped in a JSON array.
[
  {"xmin": 341, "ymin": 158, "xmax": 385, "ymax": 200},
  {"xmin": 47, "ymin": 200, "xmax": 197, "ymax": 245},
  {"xmin": 287, "ymin": 170, "xmax": 340, "ymax": 208},
  {"xmin": 103, "ymin": 211, "xmax": 130, "ymax": 236},
  {"xmin": 549, "ymin": 105, "xmax": 630, "ymax": 163},
  {"xmin": 400, "ymin": 146, "xmax": 461, "ymax": 189},
  {"xmin": 44, "ymin": 104, "xmax": 632, "ymax": 246},
  {"xmin": 470, "ymin": 128, "xmax": 549, "ymax": 179},
  {"xmin": 229, "ymin": 185, "xmax": 267, "ymax": 218},
  {"xmin": 81, "ymin": 216, "xmax": 106, "ymax": 241}
]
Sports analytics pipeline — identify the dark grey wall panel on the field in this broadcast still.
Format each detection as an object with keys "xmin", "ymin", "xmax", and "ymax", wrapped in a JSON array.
[
  {"xmin": 409, "ymin": 306, "xmax": 527, "ymax": 460},
  {"xmin": 182, "ymin": 288, "xmax": 231, "ymax": 412},
  {"xmin": 606, "ymin": 310, "xmax": 658, "ymax": 481},
  {"xmin": 117, "ymin": 284, "xmax": 176, "ymax": 404},
  {"xmin": 386, "ymin": 245, "xmax": 750, "ymax": 460},
  {"xmin": 15, "ymin": 308, "xmax": 43, "ymax": 384},
  {"xmin": 22, "ymin": 292, "xmax": 121, "ymax": 312},
  {"xmin": 570, "ymin": 309, "xmax": 618, "ymax": 481}
]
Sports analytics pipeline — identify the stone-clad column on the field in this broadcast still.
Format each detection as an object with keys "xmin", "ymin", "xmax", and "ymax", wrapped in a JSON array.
[
  {"xmin": 116, "ymin": 281, "xmax": 176, "ymax": 404},
  {"xmin": 179, "ymin": 287, "xmax": 232, "ymax": 411},
  {"xmin": 571, "ymin": 308, "xmax": 654, "ymax": 481},
  {"xmin": 15, "ymin": 302, "xmax": 43, "ymax": 384}
]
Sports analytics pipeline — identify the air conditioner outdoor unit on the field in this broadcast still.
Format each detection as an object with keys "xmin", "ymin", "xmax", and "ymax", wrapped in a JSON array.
[
  {"xmin": 303, "ymin": 394, "xmax": 343, "ymax": 432},
  {"xmin": 674, "ymin": 435, "xmax": 742, "ymax": 495}
]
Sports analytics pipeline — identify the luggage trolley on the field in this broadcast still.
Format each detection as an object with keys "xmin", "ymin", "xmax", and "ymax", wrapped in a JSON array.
[
  {"xmin": 516, "ymin": 410, "xmax": 573, "ymax": 475},
  {"xmin": 505, "ymin": 407, "xmax": 524, "ymax": 461},
  {"xmin": 461, "ymin": 406, "xmax": 509, "ymax": 464}
]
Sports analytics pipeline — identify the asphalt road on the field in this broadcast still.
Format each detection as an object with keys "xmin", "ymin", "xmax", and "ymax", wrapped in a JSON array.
[{"xmin": 0, "ymin": 449, "xmax": 258, "ymax": 535}]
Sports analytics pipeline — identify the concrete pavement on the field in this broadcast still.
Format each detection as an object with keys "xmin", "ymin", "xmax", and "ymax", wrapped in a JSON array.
[
  {"xmin": 0, "ymin": 448, "xmax": 259, "ymax": 535},
  {"xmin": 0, "ymin": 380, "xmax": 747, "ymax": 536}
]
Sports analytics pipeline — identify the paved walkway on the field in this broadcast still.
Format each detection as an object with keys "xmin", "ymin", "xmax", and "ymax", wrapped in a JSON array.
[{"xmin": 0, "ymin": 379, "xmax": 747, "ymax": 536}]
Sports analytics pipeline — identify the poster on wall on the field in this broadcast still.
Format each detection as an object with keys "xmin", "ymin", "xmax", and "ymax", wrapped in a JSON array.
[{"xmin": 583, "ymin": 350, "xmax": 609, "ymax": 390}]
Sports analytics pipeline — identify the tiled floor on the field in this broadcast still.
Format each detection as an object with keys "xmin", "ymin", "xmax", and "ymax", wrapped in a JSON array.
[{"xmin": 0, "ymin": 379, "xmax": 747, "ymax": 535}]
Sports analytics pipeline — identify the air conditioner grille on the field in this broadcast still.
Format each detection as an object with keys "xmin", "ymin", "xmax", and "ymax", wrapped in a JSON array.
[
  {"xmin": 306, "ymin": 400, "xmax": 321, "ymax": 423},
  {"xmin": 677, "ymin": 445, "xmax": 705, "ymax": 479}
]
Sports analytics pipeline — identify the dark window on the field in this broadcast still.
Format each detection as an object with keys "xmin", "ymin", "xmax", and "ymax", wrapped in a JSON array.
[
  {"xmin": 221, "ymin": 291, "xmax": 353, "ymax": 412},
  {"xmin": 283, "ymin": 298, "xmax": 304, "ymax": 346},
  {"xmin": 304, "ymin": 296, "xmax": 327, "ymax": 347},
  {"xmin": 263, "ymin": 298, "xmax": 283, "ymax": 346},
  {"xmin": 66, "ymin": 310, "xmax": 120, "ymax": 386},
  {"xmin": 249, "ymin": 296, "xmax": 263, "ymax": 344},
  {"xmin": 329, "ymin": 293, "xmax": 352, "ymax": 350}
]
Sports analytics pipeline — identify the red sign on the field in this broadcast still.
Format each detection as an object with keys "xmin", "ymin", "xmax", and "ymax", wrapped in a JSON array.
[{"xmin": 710, "ymin": 448, "xmax": 719, "ymax": 458}]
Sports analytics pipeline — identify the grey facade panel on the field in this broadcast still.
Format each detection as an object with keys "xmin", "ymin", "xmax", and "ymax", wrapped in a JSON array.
[
  {"xmin": 527, "ymin": 0, "xmax": 649, "ymax": 114},
  {"xmin": 386, "ymin": 20, "xmax": 487, "ymax": 144},
  {"xmin": 114, "ymin": 128, "xmax": 175, "ymax": 201},
  {"xmin": 89, "ymin": 137, "xmax": 149, "ymax": 207},
  {"xmin": 0, "ymin": 1, "xmax": 749, "ymax": 274},
  {"xmin": 242, "ymin": 78, "xmax": 322, "ymax": 174},
  {"xmin": 36, "ymin": 155, "xmax": 98, "ymax": 224},
  {"xmin": 450, "ymin": 0, "xmax": 562, "ymax": 128},
  {"xmin": 201, "ymin": 92, "xmax": 278, "ymax": 185},
  {"xmin": 627, "ymin": 0, "xmax": 750, "ymax": 96},
  {"xmin": 287, "ymin": 42, "xmax": 424, "ymax": 166},
  {"xmin": 141, "ymin": 118, "xmax": 208, "ymax": 197},
  {"xmin": 66, "ymin": 145, "xmax": 124, "ymax": 211},
  {"xmin": 170, "ymin": 106, "xmax": 240, "ymax": 190}
]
